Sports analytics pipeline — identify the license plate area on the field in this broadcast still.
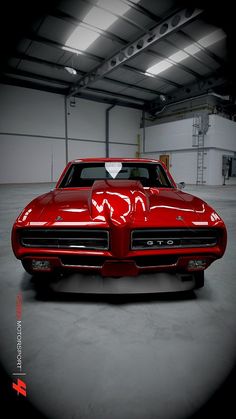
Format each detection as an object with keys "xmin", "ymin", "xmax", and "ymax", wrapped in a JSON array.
[{"xmin": 101, "ymin": 260, "xmax": 138, "ymax": 277}]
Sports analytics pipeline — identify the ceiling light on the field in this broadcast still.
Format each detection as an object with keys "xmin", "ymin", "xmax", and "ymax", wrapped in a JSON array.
[
  {"xmin": 146, "ymin": 28, "xmax": 226, "ymax": 76},
  {"xmin": 62, "ymin": 46, "xmax": 83, "ymax": 55},
  {"xmin": 65, "ymin": 66, "xmax": 77, "ymax": 75},
  {"xmin": 64, "ymin": 0, "xmax": 140, "ymax": 52},
  {"xmin": 160, "ymin": 94, "xmax": 166, "ymax": 102}
]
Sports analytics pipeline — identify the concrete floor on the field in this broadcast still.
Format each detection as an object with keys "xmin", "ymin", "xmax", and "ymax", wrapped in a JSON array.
[{"xmin": 0, "ymin": 183, "xmax": 236, "ymax": 419}]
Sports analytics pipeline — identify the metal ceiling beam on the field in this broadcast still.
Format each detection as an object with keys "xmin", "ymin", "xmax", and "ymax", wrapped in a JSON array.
[
  {"xmin": 12, "ymin": 52, "xmax": 84, "ymax": 74},
  {"xmin": 68, "ymin": 7, "xmax": 203, "ymax": 97},
  {"xmin": 52, "ymin": 10, "xmax": 199, "ymax": 84},
  {"xmin": 11, "ymin": 53, "xmax": 167, "ymax": 96},
  {"xmin": 76, "ymin": 92, "xmax": 144, "ymax": 109},
  {"xmin": 27, "ymin": 33, "xmax": 103, "ymax": 63},
  {"xmin": 118, "ymin": 0, "xmax": 162, "ymax": 23},
  {"xmin": 85, "ymin": 87, "xmax": 145, "ymax": 104},
  {"xmin": 4, "ymin": 67, "xmax": 71, "ymax": 87},
  {"xmin": 0, "ymin": 74, "xmax": 144, "ymax": 110},
  {"xmin": 119, "ymin": 0, "xmax": 225, "ymax": 67},
  {"xmin": 125, "ymin": 64, "xmax": 182, "ymax": 88},
  {"xmin": 79, "ymin": 0, "xmax": 148, "ymax": 32},
  {"xmin": 147, "ymin": 74, "xmax": 227, "ymax": 114},
  {"xmin": 161, "ymin": 38, "xmax": 216, "ymax": 72},
  {"xmin": 0, "ymin": 75, "xmax": 67, "ymax": 95},
  {"xmin": 177, "ymin": 31, "xmax": 225, "ymax": 65},
  {"xmin": 145, "ymin": 48, "xmax": 203, "ymax": 81},
  {"xmin": 26, "ymin": 33, "xmax": 183, "ymax": 89},
  {"xmin": 51, "ymin": 9, "xmax": 127, "ymax": 46},
  {"xmin": 3, "ymin": 67, "xmax": 146, "ymax": 106},
  {"xmin": 102, "ymin": 77, "xmax": 163, "ymax": 96}
]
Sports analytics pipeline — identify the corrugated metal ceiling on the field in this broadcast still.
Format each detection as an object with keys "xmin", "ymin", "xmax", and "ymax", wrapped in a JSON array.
[{"xmin": 0, "ymin": 0, "xmax": 235, "ymax": 114}]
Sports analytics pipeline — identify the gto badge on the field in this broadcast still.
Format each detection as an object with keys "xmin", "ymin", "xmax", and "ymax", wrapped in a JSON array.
[{"xmin": 146, "ymin": 240, "xmax": 174, "ymax": 246}]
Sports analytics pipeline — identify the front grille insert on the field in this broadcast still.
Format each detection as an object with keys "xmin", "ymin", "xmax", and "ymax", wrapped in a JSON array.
[
  {"xmin": 134, "ymin": 255, "xmax": 178, "ymax": 267},
  {"xmin": 60, "ymin": 255, "xmax": 178, "ymax": 268},
  {"xmin": 20, "ymin": 229, "xmax": 109, "ymax": 250},
  {"xmin": 61, "ymin": 256, "xmax": 106, "ymax": 268},
  {"xmin": 131, "ymin": 228, "xmax": 220, "ymax": 250}
]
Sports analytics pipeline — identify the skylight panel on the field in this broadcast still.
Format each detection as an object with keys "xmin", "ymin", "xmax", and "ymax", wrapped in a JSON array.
[
  {"xmin": 184, "ymin": 44, "xmax": 201, "ymax": 55},
  {"xmin": 65, "ymin": 26, "xmax": 98, "ymax": 51},
  {"xmin": 83, "ymin": 7, "xmax": 117, "ymax": 31},
  {"xmin": 146, "ymin": 61, "xmax": 172, "ymax": 75},
  {"xmin": 170, "ymin": 50, "xmax": 188, "ymax": 62},
  {"xmin": 198, "ymin": 29, "xmax": 226, "ymax": 48},
  {"xmin": 64, "ymin": 0, "xmax": 140, "ymax": 52},
  {"xmin": 146, "ymin": 28, "xmax": 226, "ymax": 76},
  {"xmin": 98, "ymin": 0, "xmax": 130, "ymax": 15}
]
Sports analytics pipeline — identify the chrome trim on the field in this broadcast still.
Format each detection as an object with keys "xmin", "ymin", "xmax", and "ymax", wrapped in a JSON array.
[
  {"xmin": 131, "ymin": 228, "xmax": 219, "ymax": 250},
  {"xmin": 61, "ymin": 263, "xmax": 102, "ymax": 268},
  {"xmin": 20, "ymin": 229, "xmax": 109, "ymax": 250},
  {"xmin": 136, "ymin": 262, "xmax": 178, "ymax": 269}
]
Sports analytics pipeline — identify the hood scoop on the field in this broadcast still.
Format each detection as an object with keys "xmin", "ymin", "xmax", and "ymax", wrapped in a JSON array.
[{"xmin": 89, "ymin": 180, "xmax": 150, "ymax": 226}]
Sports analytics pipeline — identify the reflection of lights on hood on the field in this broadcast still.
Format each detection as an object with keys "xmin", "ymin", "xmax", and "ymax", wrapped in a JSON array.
[
  {"xmin": 22, "ymin": 208, "xmax": 32, "ymax": 221},
  {"xmin": 29, "ymin": 222, "xmax": 47, "ymax": 226},
  {"xmin": 92, "ymin": 198, "xmax": 114, "ymax": 217},
  {"xmin": 62, "ymin": 208, "xmax": 86, "ymax": 213},
  {"xmin": 134, "ymin": 194, "xmax": 146, "ymax": 212},
  {"xmin": 150, "ymin": 204, "xmax": 206, "ymax": 213},
  {"xmin": 192, "ymin": 221, "xmax": 209, "ymax": 226},
  {"xmin": 211, "ymin": 212, "xmax": 221, "ymax": 222}
]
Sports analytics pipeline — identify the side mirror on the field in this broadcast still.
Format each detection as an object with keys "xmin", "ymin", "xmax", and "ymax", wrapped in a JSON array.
[{"xmin": 177, "ymin": 182, "xmax": 185, "ymax": 190}]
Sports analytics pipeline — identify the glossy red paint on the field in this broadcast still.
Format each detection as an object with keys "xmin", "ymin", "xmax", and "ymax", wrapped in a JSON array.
[{"xmin": 12, "ymin": 158, "xmax": 227, "ymax": 282}]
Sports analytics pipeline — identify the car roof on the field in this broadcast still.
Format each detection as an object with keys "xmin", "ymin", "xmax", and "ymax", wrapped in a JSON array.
[{"xmin": 71, "ymin": 158, "xmax": 161, "ymax": 164}]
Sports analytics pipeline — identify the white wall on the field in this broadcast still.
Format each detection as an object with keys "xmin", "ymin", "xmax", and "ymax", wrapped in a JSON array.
[
  {"xmin": 141, "ymin": 118, "xmax": 197, "ymax": 184},
  {"xmin": 208, "ymin": 115, "xmax": 236, "ymax": 150},
  {"xmin": 0, "ymin": 85, "xmax": 64, "ymax": 137},
  {"xmin": 141, "ymin": 115, "xmax": 236, "ymax": 185},
  {"xmin": 0, "ymin": 84, "xmax": 141, "ymax": 183},
  {"xmin": 143, "ymin": 118, "xmax": 193, "ymax": 152}
]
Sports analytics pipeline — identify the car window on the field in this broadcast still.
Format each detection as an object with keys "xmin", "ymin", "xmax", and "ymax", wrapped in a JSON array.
[{"xmin": 59, "ymin": 163, "xmax": 173, "ymax": 188}]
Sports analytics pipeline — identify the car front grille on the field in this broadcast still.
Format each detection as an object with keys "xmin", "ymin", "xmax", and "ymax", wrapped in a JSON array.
[
  {"xmin": 131, "ymin": 228, "xmax": 220, "ymax": 250},
  {"xmin": 60, "ymin": 255, "xmax": 178, "ymax": 268},
  {"xmin": 20, "ymin": 229, "xmax": 109, "ymax": 250}
]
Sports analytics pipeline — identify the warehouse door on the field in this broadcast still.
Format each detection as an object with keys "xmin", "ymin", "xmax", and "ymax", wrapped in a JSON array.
[{"xmin": 160, "ymin": 155, "xmax": 169, "ymax": 170}]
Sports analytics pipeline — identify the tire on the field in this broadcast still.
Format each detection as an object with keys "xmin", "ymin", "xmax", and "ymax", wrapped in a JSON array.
[
  {"xmin": 194, "ymin": 271, "xmax": 205, "ymax": 289},
  {"xmin": 21, "ymin": 260, "xmax": 34, "ymax": 275}
]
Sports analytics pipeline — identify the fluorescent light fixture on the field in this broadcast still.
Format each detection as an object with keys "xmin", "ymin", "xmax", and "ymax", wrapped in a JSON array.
[
  {"xmin": 160, "ymin": 94, "xmax": 166, "ymax": 102},
  {"xmin": 146, "ymin": 28, "xmax": 226, "ymax": 76},
  {"xmin": 62, "ymin": 46, "xmax": 83, "ymax": 54},
  {"xmin": 65, "ymin": 66, "xmax": 77, "ymax": 75},
  {"xmin": 65, "ymin": 0, "xmax": 140, "ymax": 52}
]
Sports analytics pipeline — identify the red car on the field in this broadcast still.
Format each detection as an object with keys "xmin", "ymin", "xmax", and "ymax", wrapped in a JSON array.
[{"xmin": 12, "ymin": 158, "xmax": 227, "ymax": 292}]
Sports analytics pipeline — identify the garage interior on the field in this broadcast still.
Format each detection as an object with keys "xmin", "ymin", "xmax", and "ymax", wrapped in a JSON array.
[{"xmin": 0, "ymin": 1, "xmax": 236, "ymax": 418}]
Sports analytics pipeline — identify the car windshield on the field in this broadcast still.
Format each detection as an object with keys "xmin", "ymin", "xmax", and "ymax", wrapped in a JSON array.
[{"xmin": 59, "ymin": 162, "xmax": 173, "ymax": 188}]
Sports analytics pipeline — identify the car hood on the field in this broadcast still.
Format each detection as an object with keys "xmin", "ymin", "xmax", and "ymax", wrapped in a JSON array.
[{"xmin": 17, "ymin": 180, "xmax": 223, "ymax": 228}]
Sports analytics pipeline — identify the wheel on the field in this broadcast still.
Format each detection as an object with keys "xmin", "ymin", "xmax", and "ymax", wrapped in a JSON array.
[
  {"xmin": 194, "ymin": 271, "xmax": 205, "ymax": 289},
  {"xmin": 21, "ymin": 260, "xmax": 34, "ymax": 275}
]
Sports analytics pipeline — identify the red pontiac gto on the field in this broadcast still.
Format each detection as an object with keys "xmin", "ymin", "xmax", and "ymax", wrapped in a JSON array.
[{"xmin": 12, "ymin": 158, "xmax": 227, "ymax": 292}]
